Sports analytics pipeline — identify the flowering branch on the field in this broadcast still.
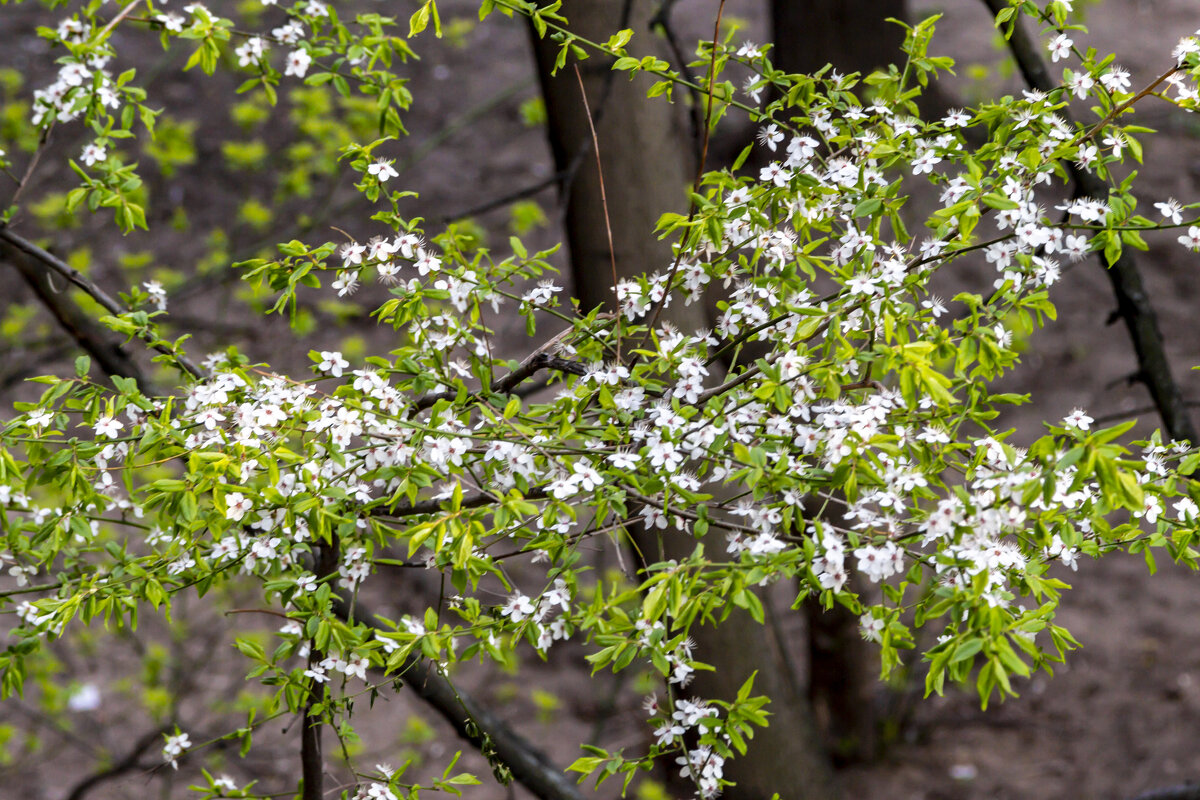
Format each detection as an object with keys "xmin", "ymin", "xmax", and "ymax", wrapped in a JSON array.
[{"xmin": 983, "ymin": 0, "xmax": 1197, "ymax": 443}]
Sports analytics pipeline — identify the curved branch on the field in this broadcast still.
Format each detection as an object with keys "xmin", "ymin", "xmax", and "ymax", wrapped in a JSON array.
[
  {"xmin": 413, "ymin": 351, "xmax": 587, "ymax": 411},
  {"xmin": 63, "ymin": 724, "xmax": 169, "ymax": 800}
]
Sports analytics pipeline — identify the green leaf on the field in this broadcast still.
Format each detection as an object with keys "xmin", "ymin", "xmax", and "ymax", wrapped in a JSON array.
[
  {"xmin": 409, "ymin": 3, "xmax": 431, "ymax": 37},
  {"xmin": 642, "ymin": 582, "xmax": 668, "ymax": 621}
]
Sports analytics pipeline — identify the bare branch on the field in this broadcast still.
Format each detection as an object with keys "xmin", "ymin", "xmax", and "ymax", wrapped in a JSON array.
[
  {"xmin": 0, "ymin": 227, "xmax": 205, "ymax": 380},
  {"xmin": 63, "ymin": 724, "xmax": 169, "ymax": 800}
]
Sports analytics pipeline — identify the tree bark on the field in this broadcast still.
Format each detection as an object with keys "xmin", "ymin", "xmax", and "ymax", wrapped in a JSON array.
[
  {"xmin": 806, "ymin": 594, "xmax": 877, "ymax": 764},
  {"xmin": 770, "ymin": 0, "xmax": 909, "ymax": 80},
  {"xmin": 529, "ymin": 1, "xmax": 692, "ymax": 320},
  {"xmin": 530, "ymin": 3, "xmax": 839, "ymax": 798},
  {"xmin": 770, "ymin": 0, "xmax": 954, "ymax": 121}
]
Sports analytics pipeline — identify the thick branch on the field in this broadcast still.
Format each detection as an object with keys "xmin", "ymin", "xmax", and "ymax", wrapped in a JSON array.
[
  {"xmin": 334, "ymin": 598, "xmax": 584, "ymax": 800},
  {"xmin": 981, "ymin": 0, "xmax": 1197, "ymax": 443},
  {"xmin": 0, "ymin": 226, "xmax": 205, "ymax": 380},
  {"xmin": 2, "ymin": 249, "xmax": 150, "ymax": 387}
]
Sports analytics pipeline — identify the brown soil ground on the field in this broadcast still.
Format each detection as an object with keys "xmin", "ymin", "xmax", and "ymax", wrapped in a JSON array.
[{"xmin": 4, "ymin": 1, "xmax": 1200, "ymax": 799}]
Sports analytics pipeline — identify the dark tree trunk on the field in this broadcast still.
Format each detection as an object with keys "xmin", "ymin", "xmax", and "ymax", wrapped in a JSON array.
[
  {"xmin": 806, "ymin": 594, "xmax": 878, "ymax": 764},
  {"xmin": 770, "ymin": 0, "xmax": 909, "ymax": 79},
  {"xmin": 529, "ymin": 3, "xmax": 839, "ymax": 799},
  {"xmin": 770, "ymin": 0, "xmax": 953, "ymax": 120},
  {"xmin": 529, "ymin": 2, "xmax": 692, "ymax": 318}
]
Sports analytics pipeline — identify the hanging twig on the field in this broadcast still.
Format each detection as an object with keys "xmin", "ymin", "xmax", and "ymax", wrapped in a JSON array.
[{"xmin": 573, "ymin": 62, "xmax": 622, "ymax": 358}]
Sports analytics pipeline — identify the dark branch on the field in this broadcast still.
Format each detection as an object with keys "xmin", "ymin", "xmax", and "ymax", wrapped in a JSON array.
[
  {"xmin": 301, "ymin": 536, "xmax": 340, "ymax": 800},
  {"xmin": 981, "ymin": 0, "xmax": 1197, "ymax": 444},
  {"xmin": 435, "ymin": 171, "xmax": 563, "ymax": 225},
  {"xmin": 2, "ymin": 249, "xmax": 151, "ymax": 388},
  {"xmin": 0, "ymin": 226, "xmax": 205, "ymax": 380},
  {"xmin": 413, "ymin": 352, "xmax": 586, "ymax": 411},
  {"xmin": 334, "ymin": 597, "xmax": 584, "ymax": 800},
  {"xmin": 373, "ymin": 485, "xmax": 549, "ymax": 519},
  {"xmin": 63, "ymin": 725, "xmax": 169, "ymax": 800}
]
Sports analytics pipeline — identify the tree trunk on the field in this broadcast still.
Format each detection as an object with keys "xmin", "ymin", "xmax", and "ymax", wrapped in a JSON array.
[
  {"xmin": 770, "ymin": 0, "xmax": 953, "ymax": 120},
  {"xmin": 529, "ymin": 4, "xmax": 838, "ymax": 798},
  {"xmin": 529, "ymin": 2, "xmax": 692, "ymax": 319},
  {"xmin": 806, "ymin": 594, "xmax": 878, "ymax": 764},
  {"xmin": 770, "ymin": 0, "xmax": 909, "ymax": 79}
]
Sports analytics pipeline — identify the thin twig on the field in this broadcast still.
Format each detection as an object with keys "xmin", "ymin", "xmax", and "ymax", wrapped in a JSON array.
[
  {"xmin": 95, "ymin": 0, "xmax": 145, "ymax": 41},
  {"xmin": 573, "ymin": 63, "xmax": 621, "ymax": 359},
  {"xmin": 8, "ymin": 126, "xmax": 52, "ymax": 211},
  {"xmin": 642, "ymin": 0, "xmax": 728, "ymax": 338},
  {"xmin": 435, "ymin": 171, "xmax": 563, "ymax": 225},
  {"xmin": 1077, "ymin": 65, "xmax": 1182, "ymax": 145}
]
